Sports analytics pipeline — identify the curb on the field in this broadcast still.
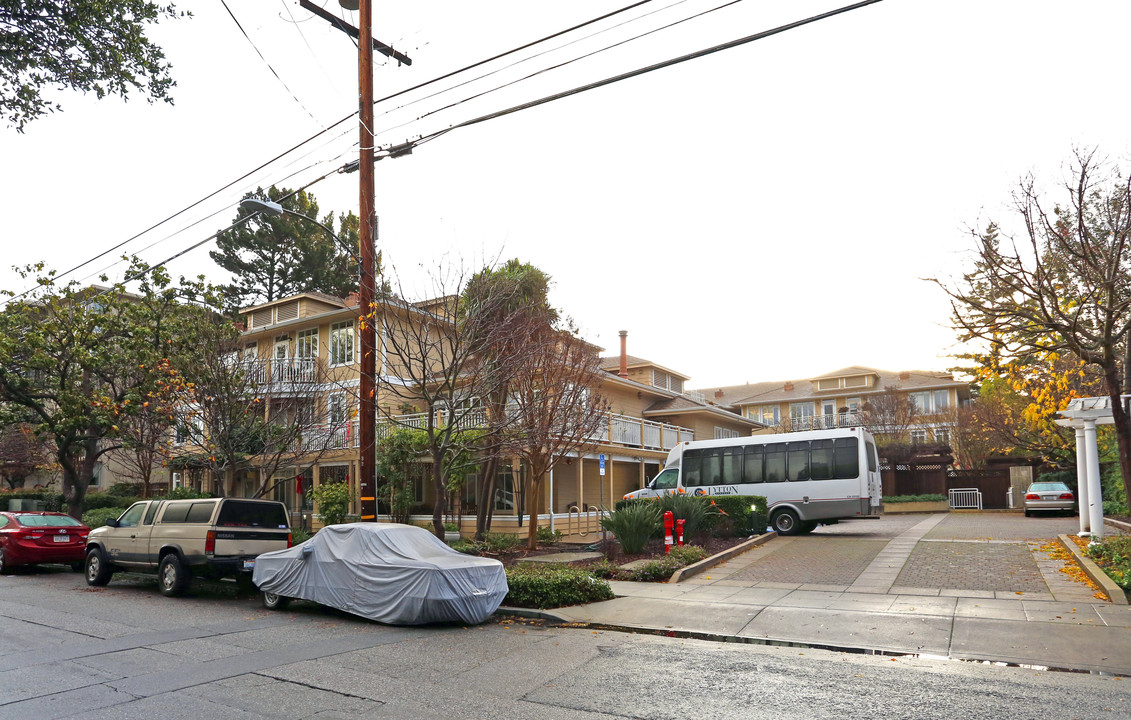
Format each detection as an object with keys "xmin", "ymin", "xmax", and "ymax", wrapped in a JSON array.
[
  {"xmin": 1105, "ymin": 517, "xmax": 1131, "ymax": 535},
  {"xmin": 669, "ymin": 530, "xmax": 777, "ymax": 583},
  {"xmin": 1057, "ymin": 534, "xmax": 1129, "ymax": 605}
]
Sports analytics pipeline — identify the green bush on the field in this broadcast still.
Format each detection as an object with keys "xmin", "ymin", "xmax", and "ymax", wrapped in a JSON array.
[
  {"xmin": 449, "ymin": 539, "xmax": 480, "ymax": 555},
  {"xmin": 311, "ymin": 481, "xmax": 355, "ymax": 526},
  {"xmin": 1102, "ymin": 465, "xmax": 1127, "ymax": 509},
  {"xmin": 106, "ymin": 482, "xmax": 142, "ymax": 497},
  {"xmin": 83, "ymin": 491, "xmax": 142, "ymax": 510},
  {"xmin": 656, "ymin": 494, "xmax": 715, "ymax": 540},
  {"xmin": 536, "ymin": 525, "xmax": 563, "ymax": 545},
  {"xmin": 481, "ymin": 532, "xmax": 522, "ymax": 553},
  {"xmin": 1103, "ymin": 500, "xmax": 1129, "ymax": 517},
  {"xmin": 163, "ymin": 486, "xmax": 211, "ymax": 500},
  {"xmin": 505, "ymin": 563, "xmax": 615, "ymax": 609},
  {"xmin": 0, "ymin": 491, "xmax": 65, "ymax": 512},
  {"xmin": 884, "ymin": 494, "xmax": 947, "ymax": 503},
  {"xmin": 290, "ymin": 527, "xmax": 313, "ymax": 545},
  {"xmin": 626, "ymin": 555, "xmax": 682, "ymax": 582},
  {"xmin": 1087, "ymin": 536, "xmax": 1131, "ymax": 590},
  {"xmin": 601, "ymin": 502, "xmax": 661, "ymax": 554},
  {"xmin": 587, "ymin": 558, "xmax": 619, "ymax": 579},
  {"xmin": 83, "ymin": 506, "xmax": 127, "ymax": 529},
  {"xmin": 668, "ymin": 544, "xmax": 708, "ymax": 566},
  {"xmin": 614, "ymin": 495, "xmax": 768, "ymax": 538}
]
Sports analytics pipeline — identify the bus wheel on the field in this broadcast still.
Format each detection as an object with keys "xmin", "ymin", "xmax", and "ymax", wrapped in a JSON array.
[
  {"xmin": 771, "ymin": 509, "xmax": 801, "ymax": 536},
  {"xmin": 798, "ymin": 521, "xmax": 818, "ymax": 535}
]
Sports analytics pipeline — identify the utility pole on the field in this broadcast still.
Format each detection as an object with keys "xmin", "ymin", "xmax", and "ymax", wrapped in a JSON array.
[{"xmin": 305, "ymin": 0, "xmax": 410, "ymax": 522}]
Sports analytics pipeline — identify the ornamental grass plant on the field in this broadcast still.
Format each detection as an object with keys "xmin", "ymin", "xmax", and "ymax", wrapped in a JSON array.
[{"xmin": 601, "ymin": 502, "xmax": 661, "ymax": 554}]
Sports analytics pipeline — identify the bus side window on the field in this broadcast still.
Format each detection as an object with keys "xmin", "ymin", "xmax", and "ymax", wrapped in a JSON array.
[
  {"xmin": 810, "ymin": 439, "xmax": 833, "ymax": 480},
  {"xmin": 743, "ymin": 446, "xmax": 764, "ymax": 483},
  {"xmin": 683, "ymin": 449, "xmax": 702, "ymax": 487},
  {"xmin": 787, "ymin": 441, "xmax": 811, "ymax": 482},
  {"xmin": 835, "ymin": 437, "xmax": 860, "ymax": 478},
  {"xmin": 722, "ymin": 447, "xmax": 742, "ymax": 485},
  {"xmin": 765, "ymin": 443, "xmax": 786, "ymax": 482},
  {"xmin": 701, "ymin": 448, "xmax": 722, "ymax": 485},
  {"xmin": 866, "ymin": 440, "xmax": 878, "ymax": 472}
]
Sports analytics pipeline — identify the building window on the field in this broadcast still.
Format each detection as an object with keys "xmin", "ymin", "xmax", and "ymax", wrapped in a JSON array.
[
  {"xmin": 296, "ymin": 328, "xmax": 318, "ymax": 359},
  {"xmin": 910, "ymin": 429, "xmax": 928, "ymax": 444},
  {"xmin": 933, "ymin": 389, "xmax": 950, "ymax": 411},
  {"xmin": 758, "ymin": 405, "xmax": 780, "ymax": 425},
  {"xmin": 934, "ymin": 428, "xmax": 951, "ymax": 445},
  {"xmin": 329, "ymin": 321, "xmax": 354, "ymax": 366},
  {"xmin": 910, "ymin": 390, "xmax": 951, "ymax": 414},
  {"xmin": 329, "ymin": 392, "xmax": 349, "ymax": 427},
  {"xmin": 790, "ymin": 403, "xmax": 814, "ymax": 420},
  {"xmin": 713, "ymin": 427, "xmax": 739, "ymax": 439}
]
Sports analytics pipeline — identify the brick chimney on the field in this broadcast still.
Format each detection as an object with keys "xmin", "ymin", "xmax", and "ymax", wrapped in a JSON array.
[
  {"xmin": 784, "ymin": 381, "xmax": 794, "ymax": 392},
  {"xmin": 618, "ymin": 330, "xmax": 628, "ymax": 379},
  {"xmin": 345, "ymin": 291, "xmax": 360, "ymax": 307},
  {"xmin": 714, "ymin": 389, "xmax": 724, "ymax": 399},
  {"xmin": 899, "ymin": 371, "xmax": 910, "ymax": 380}
]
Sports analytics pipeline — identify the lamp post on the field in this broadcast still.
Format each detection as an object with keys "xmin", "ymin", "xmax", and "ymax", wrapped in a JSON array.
[{"xmin": 238, "ymin": 199, "xmax": 359, "ymax": 261}]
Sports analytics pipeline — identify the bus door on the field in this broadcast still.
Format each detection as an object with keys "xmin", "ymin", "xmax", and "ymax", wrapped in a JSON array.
[{"xmin": 865, "ymin": 440, "xmax": 882, "ymax": 510}]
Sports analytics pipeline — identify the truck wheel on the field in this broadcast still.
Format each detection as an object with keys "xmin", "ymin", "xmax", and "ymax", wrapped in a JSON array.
[
  {"xmin": 771, "ymin": 509, "xmax": 801, "ymax": 536},
  {"xmin": 261, "ymin": 591, "xmax": 291, "ymax": 610},
  {"xmin": 158, "ymin": 554, "xmax": 191, "ymax": 597},
  {"xmin": 85, "ymin": 547, "xmax": 113, "ymax": 586},
  {"xmin": 797, "ymin": 521, "xmax": 819, "ymax": 535}
]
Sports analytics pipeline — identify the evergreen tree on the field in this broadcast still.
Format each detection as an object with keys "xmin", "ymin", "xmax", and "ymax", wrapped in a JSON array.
[{"xmin": 210, "ymin": 186, "xmax": 359, "ymax": 310}]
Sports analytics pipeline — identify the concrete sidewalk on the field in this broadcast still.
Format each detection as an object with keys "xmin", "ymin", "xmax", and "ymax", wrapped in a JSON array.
[{"xmin": 506, "ymin": 514, "xmax": 1131, "ymax": 675}]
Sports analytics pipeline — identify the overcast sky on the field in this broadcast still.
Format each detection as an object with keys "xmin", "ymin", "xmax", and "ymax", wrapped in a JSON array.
[{"xmin": 4, "ymin": 0, "xmax": 1130, "ymax": 390}]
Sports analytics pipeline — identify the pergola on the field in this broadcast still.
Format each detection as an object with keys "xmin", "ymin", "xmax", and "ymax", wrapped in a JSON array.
[{"xmin": 1054, "ymin": 395, "xmax": 1127, "ymax": 540}]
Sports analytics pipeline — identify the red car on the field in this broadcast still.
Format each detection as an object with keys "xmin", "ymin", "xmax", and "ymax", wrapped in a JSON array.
[{"xmin": 0, "ymin": 511, "xmax": 90, "ymax": 572}]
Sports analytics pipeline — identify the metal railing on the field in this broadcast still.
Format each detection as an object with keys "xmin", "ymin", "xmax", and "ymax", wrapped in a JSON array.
[
  {"xmin": 763, "ymin": 412, "xmax": 864, "ymax": 432},
  {"xmin": 948, "ymin": 487, "xmax": 983, "ymax": 510},
  {"xmin": 375, "ymin": 408, "xmax": 694, "ymax": 450},
  {"xmin": 239, "ymin": 358, "xmax": 320, "ymax": 387}
]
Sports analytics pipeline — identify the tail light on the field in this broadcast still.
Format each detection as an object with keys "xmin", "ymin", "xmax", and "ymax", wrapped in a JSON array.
[
  {"xmin": 1059, "ymin": 493, "xmax": 1074, "ymax": 500},
  {"xmin": 1025, "ymin": 493, "xmax": 1040, "ymax": 500},
  {"xmin": 287, "ymin": 532, "xmax": 293, "ymax": 548},
  {"xmin": 205, "ymin": 530, "xmax": 216, "ymax": 555}
]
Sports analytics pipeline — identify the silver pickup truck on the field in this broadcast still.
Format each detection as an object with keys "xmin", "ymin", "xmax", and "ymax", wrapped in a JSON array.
[{"xmin": 84, "ymin": 497, "xmax": 292, "ymax": 597}]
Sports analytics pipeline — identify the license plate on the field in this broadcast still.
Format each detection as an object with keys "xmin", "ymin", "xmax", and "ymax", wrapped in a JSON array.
[
  {"xmin": 53, "ymin": 535, "xmax": 69, "ymax": 543},
  {"xmin": 243, "ymin": 560, "xmax": 255, "ymax": 570},
  {"xmin": 1042, "ymin": 495, "xmax": 1056, "ymax": 500}
]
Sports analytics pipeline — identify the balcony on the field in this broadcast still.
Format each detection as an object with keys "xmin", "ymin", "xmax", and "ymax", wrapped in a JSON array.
[
  {"xmin": 239, "ymin": 358, "xmax": 321, "ymax": 391},
  {"xmin": 763, "ymin": 412, "xmax": 864, "ymax": 432},
  {"xmin": 376, "ymin": 408, "xmax": 692, "ymax": 451}
]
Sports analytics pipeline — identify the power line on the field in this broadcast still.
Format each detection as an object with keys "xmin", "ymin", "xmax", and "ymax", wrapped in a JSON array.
[
  {"xmin": 219, "ymin": 0, "xmax": 321, "ymax": 124},
  {"xmin": 9, "ymin": 0, "xmax": 660, "ymax": 302}
]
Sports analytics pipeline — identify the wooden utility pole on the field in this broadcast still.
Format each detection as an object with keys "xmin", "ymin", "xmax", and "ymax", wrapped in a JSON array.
[{"xmin": 357, "ymin": 0, "xmax": 377, "ymax": 521}]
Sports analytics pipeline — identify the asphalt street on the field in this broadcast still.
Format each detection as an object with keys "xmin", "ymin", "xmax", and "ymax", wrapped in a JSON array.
[{"xmin": 1, "ymin": 567, "xmax": 1128, "ymax": 719}]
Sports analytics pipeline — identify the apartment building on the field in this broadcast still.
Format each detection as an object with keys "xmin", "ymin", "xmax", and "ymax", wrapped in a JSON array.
[{"xmin": 700, "ymin": 366, "xmax": 970, "ymax": 445}]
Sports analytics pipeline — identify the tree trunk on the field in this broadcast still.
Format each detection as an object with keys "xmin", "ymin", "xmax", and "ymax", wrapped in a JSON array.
[
  {"xmin": 431, "ymin": 458, "xmax": 446, "ymax": 539},
  {"xmin": 475, "ymin": 455, "xmax": 498, "ymax": 541},
  {"xmin": 525, "ymin": 472, "xmax": 543, "ymax": 551},
  {"xmin": 1104, "ymin": 361, "xmax": 1131, "ymax": 512}
]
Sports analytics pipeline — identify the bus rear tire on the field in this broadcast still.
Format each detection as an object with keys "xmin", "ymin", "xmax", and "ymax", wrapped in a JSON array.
[
  {"xmin": 798, "ymin": 521, "xmax": 818, "ymax": 535},
  {"xmin": 771, "ymin": 509, "xmax": 801, "ymax": 536}
]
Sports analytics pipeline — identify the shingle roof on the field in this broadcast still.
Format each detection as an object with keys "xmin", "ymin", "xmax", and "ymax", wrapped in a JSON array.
[{"xmin": 697, "ymin": 367, "xmax": 968, "ymax": 408}]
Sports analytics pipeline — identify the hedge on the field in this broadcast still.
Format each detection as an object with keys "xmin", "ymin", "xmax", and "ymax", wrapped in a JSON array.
[
  {"xmin": 884, "ymin": 494, "xmax": 947, "ymax": 503},
  {"xmin": 504, "ymin": 563, "xmax": 615, "ymax": 608},
  {"xmin": 615, "ymin": 494, "xmax": 768, "ymax": 537}
]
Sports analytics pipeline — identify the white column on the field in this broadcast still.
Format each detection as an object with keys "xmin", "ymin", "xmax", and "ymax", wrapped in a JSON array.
[
  {"xmin": 1084, "ymin": 419, "xmax": 1104, "ymax": 541},
  {"xmin": 1075, "ymin": 426, "xmax": 1090, "ymax": 536}
]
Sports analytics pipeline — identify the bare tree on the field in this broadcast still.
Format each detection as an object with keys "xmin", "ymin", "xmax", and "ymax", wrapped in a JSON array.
[
  {"xmin": 858, "ymin": 386, "xmax": 917, "ymax": 444},
  {"xmin": 0, "ymin": 422, "xmax": 54, "ymax": 489},
  {"xmin": 375, "ymin": 264, "xmax": 523, "ymax": 539},
  {"xmin": 505, "ymin": 321, "xmax": 611, "ymax": 551},
  {"xmin": 168, "ymin": 329, "xmax": 352, "ymax": 500},
  {"xmin": 935, "ymin": 149, "xmax": 1131, "ymax": 503}
]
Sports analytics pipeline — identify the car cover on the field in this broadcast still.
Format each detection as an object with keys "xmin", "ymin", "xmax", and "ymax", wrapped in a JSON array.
[{"xmin": 252, "ymin": 522, "xmax": 508, "ymax": 625}]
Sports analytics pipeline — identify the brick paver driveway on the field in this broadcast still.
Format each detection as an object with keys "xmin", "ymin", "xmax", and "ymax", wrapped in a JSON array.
[
  {"xmin": 894, "ymin": 541, "xmax": 1047, "ymax": 592},
  {"xmin": 925, "ymin": 512, "xmax": 1079, "ymax": 540}
]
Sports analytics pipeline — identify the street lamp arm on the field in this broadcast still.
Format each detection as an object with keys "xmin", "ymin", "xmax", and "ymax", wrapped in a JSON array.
[{"xmin": 239, "ymin": 199, "xmax": 360, "ymax": 264}]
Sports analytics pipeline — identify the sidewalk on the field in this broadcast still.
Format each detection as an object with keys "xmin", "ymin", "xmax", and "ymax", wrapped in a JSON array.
[{"xmin": 506, "ymin": 514, "xmax": 1131, "ymax": 675}]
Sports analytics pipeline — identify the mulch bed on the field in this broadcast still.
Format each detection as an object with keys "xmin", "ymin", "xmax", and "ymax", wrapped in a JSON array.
[{"xmin": 487, "ymin": 534, "xmax": 751, "ymax": 569}]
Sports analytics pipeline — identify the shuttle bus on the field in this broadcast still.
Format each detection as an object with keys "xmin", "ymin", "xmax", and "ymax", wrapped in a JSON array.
[{"xmin": 623, "ymin": 427, "xmax": 883, "ymax": 535}]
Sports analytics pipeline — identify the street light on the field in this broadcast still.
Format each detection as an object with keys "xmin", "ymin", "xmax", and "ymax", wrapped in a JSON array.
[{"xmin": 238, "ymin": 198, "xmax": 360, "ymax": 262}]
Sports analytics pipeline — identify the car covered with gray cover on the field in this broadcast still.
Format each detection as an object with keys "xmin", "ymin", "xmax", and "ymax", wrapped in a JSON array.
[{"xmin": 252, "ymin": 522, "xmax": 508, "ymax": 625}]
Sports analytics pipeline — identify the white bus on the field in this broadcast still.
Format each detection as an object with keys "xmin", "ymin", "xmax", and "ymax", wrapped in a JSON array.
[{"xmin": 623, "ymin": 427, "xmax": 883, "ymax": 535}]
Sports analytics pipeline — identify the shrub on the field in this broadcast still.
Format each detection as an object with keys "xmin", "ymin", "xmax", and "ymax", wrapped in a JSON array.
[
  {"xmin": 83, "ymin": 506, "xmax": 127, "ymax": 529},
  {"xmin": 656, "ymin": 493, "xmax": 716, "ymax": 540},
  {"xmin": 1087, "ymin": 536, "xmax": 1131, "ymax": 590},
  {"xmin": 626, "ymin": 555, "xmax": 682, "ymax": 582},
  {"xmin": 1102, "ymin": 465, "xmax": 1127, "ymax": 509},
  {"xmin": 443, "ymin": 522, "xmax": 460, "ymax": 533},
  {"xmin": 668, "ymin": 544, "xmax": 708, "ymax": 566},
  {"xmin": 1103, "ymin": 500, "xmax": 1129, "ymax": 517},
  {"xmin": 587, "ymin": 558, "xmax": 619, "ymax": 579},
  {"xmin": 481, "ymin": 532, "xmax": 522, "ymax": 553},
  {"xmin": 0, "ymin": 491, "xmax": 65, "ymax": 512},
  {"xmin": 83, "ymin": 491, "xmax": 142, "ymax": 510},
  {"xmin": 505, "ymin": 563, "xmax": 615, "ymax": 608},
  {"xmin": 601, "ymin": 503, "xmax": 661, "ymax": 554},
  {"xmin": 290, "ymin": 527, "xmax": 313, "ymax": 545},
  {"xmin": 884, "ymin": 494, "xmax": 947, "ymax": 503},
  {"xmin": 706, "ymin": 495, "xmax": 768, "ymax": 537},
  {"xmin": 536, "ymin": 525, "xmax": 563, "ymax": 545},
  {"xmin": 163, "ymin": 486, "xmax": 211, "ymax": 500},
  {"xmin": 106, "ymin": 482, "xmax": 142, "ymax": 497},
  {"xmin": 449, "ymin": 539, "xmax": 480, "ymax": 555},
  {"xmin": 311, "ymin": 481, "xmax": 355, "ymax": 527}
]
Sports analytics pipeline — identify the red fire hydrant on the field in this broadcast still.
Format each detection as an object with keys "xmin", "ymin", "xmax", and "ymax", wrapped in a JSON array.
[
  {"xmin": 663, "ymin": 511, "xmax": 674, "ymax": 554},
  {"xmin": 676, "ymin": 519, "xmax": 685, "ymax": 547}
]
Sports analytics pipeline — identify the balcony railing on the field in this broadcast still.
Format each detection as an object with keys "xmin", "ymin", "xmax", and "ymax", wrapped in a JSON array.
[
  {"xmin": 762, "ymin": 412, "xmax": 864, "ymax": 432},
  {"xmin": 239, "ymin": 358, "xmax": 320, "ymax": 388},
  {"xmin": 375, "ymin": 408, "xmax": 693, "ymax": 451}
]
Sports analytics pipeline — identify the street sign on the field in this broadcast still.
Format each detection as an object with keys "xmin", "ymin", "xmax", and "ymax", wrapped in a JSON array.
[{"xmin": 600, "ymin": 454, "xmax": 606, "ymax": 476}]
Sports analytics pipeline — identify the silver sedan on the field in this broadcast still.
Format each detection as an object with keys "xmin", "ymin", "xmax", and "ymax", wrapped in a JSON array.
[{"xmin": 1023, "ymin": 481, "xmax": 1075, "ymax": 517}]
